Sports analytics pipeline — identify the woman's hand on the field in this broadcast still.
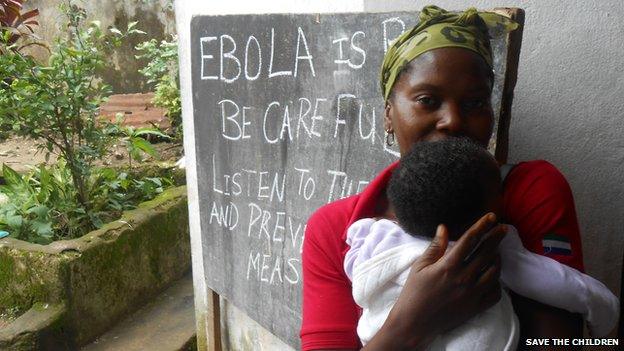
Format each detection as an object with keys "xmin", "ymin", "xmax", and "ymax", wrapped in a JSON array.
[{"xmin": 362, "ymin": 213, "xmax": 507, "ymax": 351}]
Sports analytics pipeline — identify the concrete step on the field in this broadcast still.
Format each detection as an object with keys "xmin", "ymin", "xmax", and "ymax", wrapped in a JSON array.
[{"xmin": 81, "ymin": 273, "xmax": 196, "ymax": 351}]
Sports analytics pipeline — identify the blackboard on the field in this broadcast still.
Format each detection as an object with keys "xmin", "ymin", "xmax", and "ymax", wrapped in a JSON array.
[{"xmin": 190, "ymin": 10, "xmax": 523, "ymax": 348}]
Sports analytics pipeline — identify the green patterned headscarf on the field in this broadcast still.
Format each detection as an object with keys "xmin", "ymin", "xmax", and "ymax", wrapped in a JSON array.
[{"xmin": 381, "ymin": 5, "xmax": 518, "ymax": 102}]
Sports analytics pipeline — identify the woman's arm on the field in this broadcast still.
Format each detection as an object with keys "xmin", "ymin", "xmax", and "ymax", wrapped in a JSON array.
[
  {"xmin": 503, "ymin": 161, "xmax": 587, "ymax": 343},
  {"xmin": 301, "ymin": 205, "xmax": 362, "ymax": 350}
]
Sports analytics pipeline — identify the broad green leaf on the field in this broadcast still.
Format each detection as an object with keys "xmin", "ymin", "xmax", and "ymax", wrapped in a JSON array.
[
  {"xmin": 6, "ymin": 214, "xmax": 23, "ymax": 229},
  {"xmin": 134, "ymin": 128, "xmax": 170, "ymax": 139},
  {"xmin": 31, "ymin": 220, "xmax": 53, "ymax": 237},
  {"xmin": 130, "ymin": 147, "xmax": 143, "ymax": 162},
  {"xmin": 27, "ymin": 205, "xmax": 49, "ymax": 218},
  {"xmin": 89, "ymin": 213, "xmax": 104, "ymax": 228},
  {"xmin": 37, "ymin": 165, "xmax": 51, "ymax": 202},
  {"xmin": 2, "ymin": 164, "xmax": 23, "ymax": 187},
  {"xmin": 131, "ymin": 137, "xmax": 157, "ymax": 158},
  {"xmin": 145, "ymin": 178, "xmax": 161, "ymax": 187}
]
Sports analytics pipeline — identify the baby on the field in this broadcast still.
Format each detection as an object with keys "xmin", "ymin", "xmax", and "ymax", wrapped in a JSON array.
[{"xmin": 344, "ymin": 138, "xmax": 619, "ymax": 350}]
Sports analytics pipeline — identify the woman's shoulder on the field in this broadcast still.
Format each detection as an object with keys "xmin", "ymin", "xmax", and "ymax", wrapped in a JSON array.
[
  {"xmin": 502, "ymin": 160, "xmax": 584, "ymax": 271},
  {"xmin": 306, "ymin": 195, "xmax": 361, "ymax": 243},
  {"xmin": 504, "ymin": 160, "xmax": 571, "ymax": 193},
  {"xmin": 503, "ymin": 159, "xmax": 576, "ymax": 227},
  {"xmin": 309, "ymin": 195, "xmax": 360, "ymax": 223},
  {"xmin": 303, "ymin": 195, "xmax": 363, "ymax": 276}
]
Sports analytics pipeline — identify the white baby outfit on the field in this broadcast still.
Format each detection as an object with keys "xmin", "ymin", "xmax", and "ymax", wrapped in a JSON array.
[{"xmin": 344, "ymin": 218, "xmax": 619, "ymax": 350}]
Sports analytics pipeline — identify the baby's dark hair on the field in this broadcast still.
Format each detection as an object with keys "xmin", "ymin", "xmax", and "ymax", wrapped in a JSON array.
[{"xmin": 387, "ymin": 137, "xmax": 501, "ymax": 238}]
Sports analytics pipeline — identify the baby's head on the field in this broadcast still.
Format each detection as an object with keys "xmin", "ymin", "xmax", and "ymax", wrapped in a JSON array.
[{"xmin": 387, "ymin": 137, "xmax": 502, "ymax": 240}]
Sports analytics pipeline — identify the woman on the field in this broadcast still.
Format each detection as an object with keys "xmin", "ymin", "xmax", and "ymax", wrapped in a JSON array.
[{"xmin": 300, "ymin": 6, "xmax": 585, "ymax": 351}]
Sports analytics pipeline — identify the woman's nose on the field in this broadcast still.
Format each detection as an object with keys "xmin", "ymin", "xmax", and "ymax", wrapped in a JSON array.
[{"xmin": 436, "ymin": 103, "xmax": 463, "ymax": 135}]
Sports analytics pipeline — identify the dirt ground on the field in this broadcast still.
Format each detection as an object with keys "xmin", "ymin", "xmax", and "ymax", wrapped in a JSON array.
[
  {"xmin": 0, "ymin": 136, "xmax": 184, "ymax": 173},
  {"xmin": 0, "ymin": 92, "xmax": 184, "ymax": 173}
]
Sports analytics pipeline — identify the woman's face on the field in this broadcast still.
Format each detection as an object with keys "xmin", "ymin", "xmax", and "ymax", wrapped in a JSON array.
[{"xmin": 384, "ymin": 48, "xmax": 495, "ymax": 156}]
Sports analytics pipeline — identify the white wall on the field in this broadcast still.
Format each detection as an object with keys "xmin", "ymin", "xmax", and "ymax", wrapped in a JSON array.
[
  {"xmin": 365, "ymin": 0, "xmax": 623, "ymax": 298},
  {"xmin": 177, "ymin": 0, "xmax": 623, "ymax": 349},
  {"xmin": 26, "ymin": 0, "xmax": 176, "ymax": 93}
]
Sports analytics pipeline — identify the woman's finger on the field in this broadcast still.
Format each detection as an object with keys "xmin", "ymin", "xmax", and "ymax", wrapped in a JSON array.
[
  {"xmin": 463, "ymin": 225, "xmax": 506, "ymax": 282},
  {"xmin": 475, "ymin": 259, "xmax": 503, "ymax": 310},
  {"xmin": 412, "ymin": 224, "xmax": 449, "ymax": 272},
  {"xmin": 475, "ymin": 255, "xmax": 501, "ymax": 288},
  {"xmin": 444, "ymin": 212, "xmax": 497, "ymax": 266}
]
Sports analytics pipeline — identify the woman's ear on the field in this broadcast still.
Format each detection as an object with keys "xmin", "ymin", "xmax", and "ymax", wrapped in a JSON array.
[{"xmin": 384, "ymin": 103, "xmax": 393, "ymax": 132}]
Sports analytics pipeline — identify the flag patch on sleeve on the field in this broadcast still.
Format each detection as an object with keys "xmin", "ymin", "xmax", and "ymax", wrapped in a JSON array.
[{"xmin": 542, "ymin": 233, "xmax": 572, "ymax": 255}]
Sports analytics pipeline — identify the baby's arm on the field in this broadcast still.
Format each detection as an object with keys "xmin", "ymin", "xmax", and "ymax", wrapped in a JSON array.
[{"xmin": 499, "ymin": 226, "xmax": 619, "ymax": 337}]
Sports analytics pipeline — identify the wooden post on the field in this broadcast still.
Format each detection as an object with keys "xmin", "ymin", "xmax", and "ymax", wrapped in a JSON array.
[
  {"xmin": 493, "ymin": 8, "xmax": 526, "ymax": 164},
  {"xmin": 206, "ymin": 289, "xmax": 222, "ymax": 351}
]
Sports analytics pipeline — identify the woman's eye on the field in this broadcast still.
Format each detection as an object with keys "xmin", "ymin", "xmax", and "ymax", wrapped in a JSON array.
[
  {"xmin": 415, "ymin": 96, "xmax": 438, "ymax": 107},
  {"xmin": 463, "ymin": 99, "xmax": 488, "ymax": 109}
]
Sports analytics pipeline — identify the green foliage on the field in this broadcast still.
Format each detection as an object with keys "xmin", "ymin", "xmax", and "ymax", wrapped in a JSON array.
[
  {"xmin": 89, "ymin": 167, "xmax": 173, "ymax": 218},
  {"xmin": 0, "ymin": 163, "xmax": 173, "ymax": 243},
  {"xmin": 0, "ymin": 5, "xmax": 144, "ymax": 211},
  {"xmin": 0, "ymin": 2, "xmax": 176, "ymax": 244},
  {"xmin": 136, "ymin": 36, "xmax": 182, "ymax": 140},
  {"xmin": 112, "ymin": 114, "xmax": 171, "ymax": 167},
  {"xmin": 0, "ymin": 162, "xmax": 84, "ymax": 243}
]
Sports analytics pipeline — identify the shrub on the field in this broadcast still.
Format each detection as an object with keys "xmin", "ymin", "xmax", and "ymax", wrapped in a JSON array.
[
  {"xmin": 136, "ymin": 36, "xmax": 182, "ymax": 140},
  {"xmin": 0, "ymin": 4, "xmax": 144, "ymax": 211},
  {"xmin": 0, "ymin": 2, "xmax": 177, "ymax": 243}
]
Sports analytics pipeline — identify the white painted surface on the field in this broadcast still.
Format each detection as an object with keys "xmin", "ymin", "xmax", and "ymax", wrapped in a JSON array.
[{"xmin": 178, "ymin": 0, "xmax": 624, "ymax": 349}]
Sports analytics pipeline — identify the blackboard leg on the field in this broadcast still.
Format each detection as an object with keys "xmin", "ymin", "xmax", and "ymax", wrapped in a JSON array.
[{"xmin": 207, "ymin": 289, "xmax": 223, "ymax": 351}]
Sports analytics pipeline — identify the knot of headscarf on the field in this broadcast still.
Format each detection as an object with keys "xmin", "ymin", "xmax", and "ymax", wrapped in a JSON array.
[{"xmin": 380, "ymin": 5, "xmax": 518, "ymax": 102}]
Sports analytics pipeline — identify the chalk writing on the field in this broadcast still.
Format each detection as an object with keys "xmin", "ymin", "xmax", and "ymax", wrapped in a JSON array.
[
  {"xmin": 382, "ymin": 17, "xmax": 405, "ymax": 53},
  {"xmin": 246, "ymin": 251, "xmax": 300, "ymax": 285},
  {"xmin": 244, "ymin": 35, "xmax": 262, "ymax": 80},
  {"xmin": 199, "ymin": 27, "xmax": 316, "ymax": 82},
  {"xmin": 332, "ymin": 31, "xmax": 367, "ymax": 69}
]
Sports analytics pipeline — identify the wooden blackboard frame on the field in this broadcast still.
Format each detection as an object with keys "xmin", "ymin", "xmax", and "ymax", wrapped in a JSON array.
[
  {"xmin": 492, "ymin": 8, "xmax": 525, "ymax": 164},
  {"xmin": 191, "ymin": 8, "xmax": 526, "ymax": 350}
]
